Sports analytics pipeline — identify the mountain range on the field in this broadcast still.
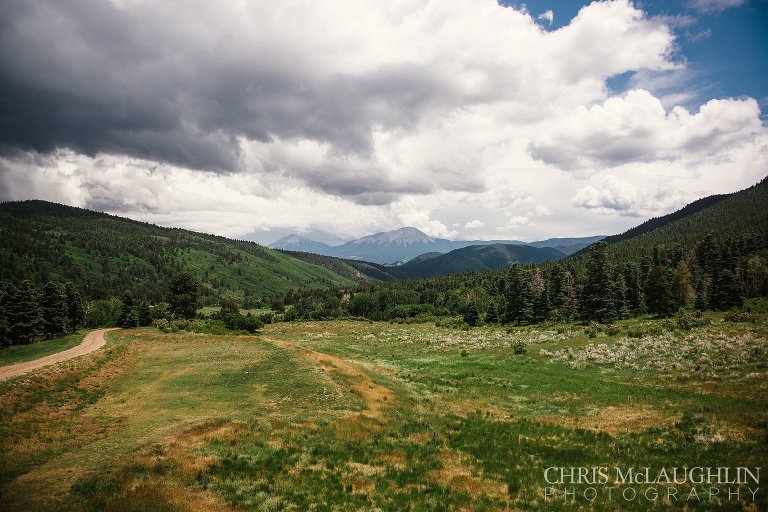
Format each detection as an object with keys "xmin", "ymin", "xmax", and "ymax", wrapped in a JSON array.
[
  {"xmin": 1, "ymin": 177, "xmax": 764, "ymax": 303},
  {"xmin": 269, "ymin": 227, "xmax": 603, "ymax": 264}
]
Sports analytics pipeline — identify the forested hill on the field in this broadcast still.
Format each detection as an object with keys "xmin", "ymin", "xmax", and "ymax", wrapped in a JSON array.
[
  {"xmin": 400, "ymin": 243, "xmax": 566, "ymax": 277},
  {"xmin": 594, "ymin": 177, "xmax": 768, "ymax": 263},
  {"xmin": 0, "ymin": 200, "xmax": 373, "ymax": 304}
]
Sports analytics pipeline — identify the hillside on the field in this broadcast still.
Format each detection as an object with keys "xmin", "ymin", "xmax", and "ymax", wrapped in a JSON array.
[
  {"xmin": 274, "ymin": 250, "xmax": 411, "ymax": 281},
  {"xmin": 596, "ymin": 177, "xmax": 768, "ymax": 262},
  {"xmin": 270, "ymin": 228, "xmax": 602, "ymax": 264},
  {"xmin": 0, "ymin": 200, "xmax": 362, "ymax": 304},
  {"xmin": 400, "ymin": 243, "xmax": 566, "ymax": 277}
]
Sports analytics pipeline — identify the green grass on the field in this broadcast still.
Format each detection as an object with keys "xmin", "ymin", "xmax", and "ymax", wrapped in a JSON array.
[
  {"xmin": 0, "ymin": 332, "xmax": 85, "ymax": 367},
  {"xmin": 1, "ymin": 318, "xmax": 766, "ymax": 511}
]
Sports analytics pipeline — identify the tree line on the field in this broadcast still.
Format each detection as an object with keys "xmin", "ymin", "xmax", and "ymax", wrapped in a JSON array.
[
  {"xmin": 0, "ymin": 280, "xmax": 85, "ymax": 346},
  {"xmin": 274, "ymin": 232, "xmax": 768, "ymax": 325}
]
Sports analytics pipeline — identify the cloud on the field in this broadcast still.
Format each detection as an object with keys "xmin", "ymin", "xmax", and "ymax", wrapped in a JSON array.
[
  {"xmin": 529, "ymin": 90, "xmax": 762, "ymax": 172},
  {"xmin": 0, "ymin": 0, "xmax": 766, "ymax": 243},
  {"xmin": 465, "ymin": 219, "xmax": 485, "ymax": 229},
  {"xmin": 538, "ymin": 10, "xmax": 554, "ymax": 25},
  {"xmin": 0, "ymin": 0, "xmax": 676, "ymax": 204},
  {"xmin": 572, "ymin": 175, "xmax": 688, "ymax": 217},
  {"xmin": 688, "ymin": 0, "xmax": 747, "ymax": 13},
  {"xmin": 397, "ymin": 206, "xmax": 458, "ymax": 239}
]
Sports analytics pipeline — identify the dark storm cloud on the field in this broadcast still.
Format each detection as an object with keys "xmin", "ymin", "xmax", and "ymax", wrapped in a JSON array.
[{"xmin": 0, "ymin": 0, "xmax": 451, "ymax": 185}]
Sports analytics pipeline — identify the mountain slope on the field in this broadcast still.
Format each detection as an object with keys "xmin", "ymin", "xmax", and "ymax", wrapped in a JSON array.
[
  {"xmin": 594, "ymin": 177, "xmax": 768, "ymax": 262},
  {"xmin": 274, "ymin": 250, "xmax": 411, "ymax": 281},
  {"xmin": 0, "ymin": 200, "xmax": 361, "ymax": 303},
  {"xmin": 401, "ymin": 243, "xmax": 566, "ymax": 277},
  {"xmin": 325, "ymin": 227, "xmax": 456, "ymax": 264},
  {"xmin": 268, "ymin": 235, "xmax": 332, "ymax": 254},
  {"xmin": 270, "ymin": 228, "xmax": 601, "ymax": 264}
]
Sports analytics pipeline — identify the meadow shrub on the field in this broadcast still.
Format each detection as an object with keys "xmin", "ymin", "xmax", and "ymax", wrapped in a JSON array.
[
  {"xmin": 664, "ymin": 311, "xmax": 710, "ymax": 330},
  {"xmin": 512, "ymin": 338, "xmax": 527, "ymax": 355},
  {"xmin": 723, "ymin": 310, "xmax": 758, "ymax": 323}
]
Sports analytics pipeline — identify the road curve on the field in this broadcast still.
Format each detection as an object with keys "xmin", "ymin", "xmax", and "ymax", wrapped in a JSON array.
[{"xmin": 0, "ymin": 328, "xmax": 119, "ymax": 381}]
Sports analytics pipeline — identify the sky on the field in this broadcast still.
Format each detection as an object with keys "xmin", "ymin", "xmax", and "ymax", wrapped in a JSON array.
[{"xmin": 0, "ymin": 0, "xmax": 766, "ymax": 245}]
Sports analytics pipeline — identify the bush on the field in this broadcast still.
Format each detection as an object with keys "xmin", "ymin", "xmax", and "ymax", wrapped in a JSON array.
[
  {"xmin": 513, "ymin": 338, "xmax": 527, "ymax": 355},
  {"xmin": 585, "ymin": 322, "xmax": 606, "ymax": 338},
  {"xmin": 664, "ymin": 311, "xmax": 710, "ymax": 331},
  {"xmin": 222, "ymin": 313, "xmax": 263, "ymax": 333},
  {"xmin": 723, "ymin": 310, "xmax": 758, "ymax": 323}
]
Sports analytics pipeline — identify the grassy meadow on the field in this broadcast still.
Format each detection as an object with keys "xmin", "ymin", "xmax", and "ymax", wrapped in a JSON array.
[{"xmin": 1, "ymin": 315, "xmax": 766, "ymax": 511}]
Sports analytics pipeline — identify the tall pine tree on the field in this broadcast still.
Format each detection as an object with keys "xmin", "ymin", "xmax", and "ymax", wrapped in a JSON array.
[
  {"xmin": 8, "ymin": 280, "xmax": 43, "ymax": 344},
  {"xmin": 504, "ymin": 263, "xmax": 532, "ymax": 326},
  {"xmin": 645, "ymin": 264, "xmax": 675, "ymax": 316},
  {"xmin": 64, "ymin": 282, "xmax": 85, "ymax": 333},
  {"xmin": 580, "ymin": 242, "xmax": 616, "ymax": 323},
  {"xmin": 41, "ymin": 281, "xmax": 69, "ymax": 338}
]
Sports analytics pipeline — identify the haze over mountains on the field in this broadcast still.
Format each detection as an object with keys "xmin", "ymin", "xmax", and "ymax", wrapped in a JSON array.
[{"xmin": 269, "ymin": 227, "xmax": 604, "ymax": 265}]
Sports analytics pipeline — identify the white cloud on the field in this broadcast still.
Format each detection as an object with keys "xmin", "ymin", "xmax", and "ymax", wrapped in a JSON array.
[
  {"xmin": 688, "ymin": 0, "xmax": 746, "ymax": 13},
  {"xmin": 538, "ymin": 10, "xmax": 554, "ymax": 25},
  {"xmin": 465, "ymin": 219, "xmax": 485, "ymax": 229},
  {"xmin": 530, "ymin": 90, "xmax": 762, "ymax": 173},
  {"xmin": 0, "ymin": 0, "xmax": 765, "ymax": 244},
  {"xmin": 396, "ymin": 205, "xmax": 458, "ymax": 239}
]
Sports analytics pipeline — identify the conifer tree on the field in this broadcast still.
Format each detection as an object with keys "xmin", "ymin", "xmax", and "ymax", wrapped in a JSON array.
[
  {"xmin": 530, "ymin": 268, "xmax": 549, "ymax": 322},
  {"xmin": 645, "ymin": 265, "xmax": 675, "ymax": 316},
  {"xmin": 463, "ymin": 300, "xmax": 480, "ymax": 326},
  {"xmin": 8, "ymin": 280, "xmax": 43, "ymax": 344},
  {"xmin": 118, "ymin": 292, "xmax": 139, "ymax": 328},
  {"xmin": 612, "ymin": 273, "xmax": 629, "ymax": 320},
  {"xmin": 622, "ymin": 262, "xmax": 646, "ymax": 315},
  {"xmin": 710, "ymin": 270, "xmax": 744, "ymax": 310},
  {"xmin": 136, "ymin": 300, "xmax": 153, "ymax": 327},
  {"xmin": 168, "ymin": 271, "xmax": 201, "ymax": 319},
  {"xmin": 0, "ymin": 284, "xmax": 12, "ymax": 346},
  {"xmin": 63, "ymin": 282, "xmax": 85, "ymax": 333},
  {"xmin": 560, "ymin": 271, "xmax": 579, "ymax": 322},
  {"xmin": 694, "ymin": 276, "xmax": 708, "ymax": 311},
  {"xmin": 672, "ymin": 261, "xmax": 694, "ymax": 309},
  {"xmin": 41, "ymin": 281, "xmax": 69, "ymax": 338},
  {"xmin": 580, "ymin": 241, "xmax": 616, "ymax": 323},
  {"xmin": 485, "ymin": 301, "xmax": 499, "ymax": 324},
  {"xmin": 504, "ymin": 262, "xmax": 532, "ymax": 325}
]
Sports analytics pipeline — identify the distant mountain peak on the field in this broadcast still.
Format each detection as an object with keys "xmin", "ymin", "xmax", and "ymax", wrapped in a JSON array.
[
  {"xmin": 353, "ymin": 227, "xmax": 437, "ymax": 246},
  {"xmin": 271, "ymin": 234, "xmax": 313, "ymax": 245},
  {"xmin": 268, "ymin": 234, "xmax": 330, "ymax": 251}
]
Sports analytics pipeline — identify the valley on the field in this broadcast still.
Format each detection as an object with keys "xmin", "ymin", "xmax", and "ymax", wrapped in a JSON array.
[{"xmin": 1, "ymin": 316, "xmax": 766, "ymax": 511}]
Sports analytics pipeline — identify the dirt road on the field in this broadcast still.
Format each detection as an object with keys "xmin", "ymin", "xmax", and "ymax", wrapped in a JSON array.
[{"xmin": 0, "ymin": 328, "xmax": 119, "ymax": 381}]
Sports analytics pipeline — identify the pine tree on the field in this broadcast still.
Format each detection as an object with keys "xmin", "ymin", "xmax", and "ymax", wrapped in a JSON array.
[
  {"xmin": 63, "ymin": 282, "xmax": 85, "ymax": 333},
  {"xmin": 710, "ymin": 270, "xmax": 744, "ymax": 310},
  {"xmin": 622, "ymin": 262, "xmax": 646, "ymax": 315},
  {"xmin": 612, "ymin": 273, "xmax": 629, "ymax": 320},
  {"xmin": 41, "ymin": 281, "xmax": 70, "ymax": 338},
  {"xmin": 694, "ymin": 276, "xmax": 708, "ymax": 311},
  {"xmin": 530, "ymin": 268, "xmax": 549, "ymax": 322},
  {"xmin": 0, "ymin": 284, "xmax": 12, "ymax": 346},
  {"xmin": 485, "ymin": 301, "xmax": 499, "ymax": 324},
  {"xmin": 118, "ymin": 292, "xmax": 138, "ymax": 328},
  {"xmin": 645, "ymin": 265, "xmax": 675, "ymax": 316},
  {"xmin": 136, "ymin": 300, "xmax": 153, "ymax": 327},
  {"xmin": 504, "ymin": 263, "xmax": 532, "ymax": 326},
  {"xmin": 580, "ymin": 241, "xmax": 616, "ymax": 323},
  {"xmin": 560, "ymin": 271, "xmax": 579, "ymax": 322},
  {"xmin": 168, "ymin": 271, "xmax": 201, "ymax": 319},
  {"xmin": 8, "ymin": 280, "xmax": 43, "ymax": 344},
  {"xmin": 672, "ymin": 261, "xmax": 694, "ymax": 310},
  {"xmin": 463, "ymin": 301, "xmax": 480, "ymax": 327}
]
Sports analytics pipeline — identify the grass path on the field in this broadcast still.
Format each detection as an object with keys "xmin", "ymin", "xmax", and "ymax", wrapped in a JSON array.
[
  {"xmin": 262, "ymin": 336, "xmax": 394, "ymax": 419},
  {"xmin": 0, "ymin": 328, "xmax": 118, "ymax": 381}
]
